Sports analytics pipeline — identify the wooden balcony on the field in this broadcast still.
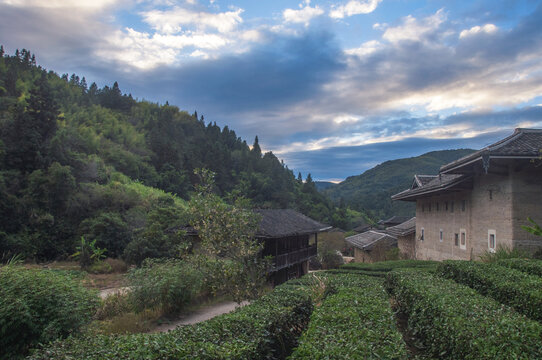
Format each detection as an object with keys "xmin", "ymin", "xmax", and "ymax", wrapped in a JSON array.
[{"xmin": 271, "ymin": 245, "xmax": 317, "ymax": 271}]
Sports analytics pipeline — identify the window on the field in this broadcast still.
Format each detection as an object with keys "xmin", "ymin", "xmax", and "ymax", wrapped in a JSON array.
[
  {"xmin": 489, "ymin": 190, "xmax": 493, "ymax": 200},
  {"xmin": 436, "ymin": 202, "xmax": 440, "ymax": 211},
  {"xmin": 428, "ymin": 203, "xmax": 431, "ymax": 212},
  {"xmin": 488, "ymin": 230, "xmax": 496, "ymax": 252},
  {"xmin": 460, "ymin": 229, "xmax": 467, "ymax": 250},
  {"xmin": 454, "ymin": 233, "xmax": 459, "ymax": 246},
  {"xmin": 462, "ymin": 200, "xmax": 466, "ymax": 212},
  {"xmin": 420, "ymin": 228, "xmax": 425, "ymax": 241},
  {"xmin": 445, "ymin": 202, "xmax": 448, "ymax": 211},
  {"xmin": 439, "ymin": 229, "xmax": 443, "ymax": 242},
  {"xmin": 451, "ymin": 201, "xmax": 454, "ymax": 213}
]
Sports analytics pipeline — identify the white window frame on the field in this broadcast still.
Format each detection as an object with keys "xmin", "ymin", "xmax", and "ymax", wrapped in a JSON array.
[
  {"xmin": 439, "ymin": 229, "xmax": 443, "ymax": 242},
  {"xmin": 460, "ymin": 228, "xmax": 467, "ymax": 250},
  {"xmin": 488, "ymin": 229, "xmax": 496, "ymax": 253}
]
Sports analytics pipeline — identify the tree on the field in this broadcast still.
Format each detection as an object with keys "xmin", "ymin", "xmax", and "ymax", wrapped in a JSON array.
[{"xmin": 189, "ymin": 169, "xmax": 269, "ymax": 302}]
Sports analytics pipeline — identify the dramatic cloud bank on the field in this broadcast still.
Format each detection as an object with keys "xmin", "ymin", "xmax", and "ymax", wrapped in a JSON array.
[{"xmin": 1, "ymin": 0, "xmax": 541, "ymax": 180}]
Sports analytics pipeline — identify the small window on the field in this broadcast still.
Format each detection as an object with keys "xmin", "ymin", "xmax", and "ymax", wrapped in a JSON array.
[
  {"xmin": 445, "ymin": 202, "xmax": 449, "ymax": 211},
  {"xmin": 454, "ymin": 233, "xmax": 459, "ymax": 246},
  {"xmin": 439, "ymin": 229, "xmax": 443, "ymax": 242},
  {"xmin": 462, "ymin": 200, "xmax": 466, "ymax": 212},
  {"xmin": 436, "ymin": 202, "xmax": 440, "ymax": 211},
  {"xmin": 420, "ymin": 228, "xmax": 425, "ymax": 241},
  {"xmin": 451, "ymin": 201, "xmax": 455, "ymax": 213},
  {"xmin": 489, "ymin": 190, "xmax": 493, "ymax": 200},
  {"xmin": 428, "ymin": 203, "xmax": 431, "ymax": 212},
  {"xmin": 460, "ymin": 229, "xmax": 467, "ymax": 250},
  {"xmin": 488, "ymin": 230, "xmax": 496, "ymax": 252}
]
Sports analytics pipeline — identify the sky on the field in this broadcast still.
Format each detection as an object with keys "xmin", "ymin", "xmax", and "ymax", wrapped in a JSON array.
[{"xmin": 1, "ymin": 0, "xmax": 542, "ymax": 182}]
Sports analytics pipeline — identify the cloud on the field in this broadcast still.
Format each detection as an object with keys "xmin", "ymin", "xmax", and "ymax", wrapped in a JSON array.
[
  {"xmin": 382, "ymin": 9, "xmax": 446, "ymax": 44},
  {"xmin": 0, "ymin": 0, "xmax": 118, "ymax": 11},
  {"xmin": 140, "ymin": 6, "xmax": 244, "ymax": 34},
  {"xmin": 283, "ymin": 1, "xmax": 324, "ymax": 26},
  {"xmin": 280, "ymin": 130, "xmax": 512, "ymax": 181},
  {"xmin": 459, "ymin": 24, "xmax": 497, "ymax": 39},
  {"xmin": 329, "ymin": 0, "xmax": 382, "ymax": 19},
  {"xmin": 344, "ymin": 40, "xmax": 381, "ymax": 58}
]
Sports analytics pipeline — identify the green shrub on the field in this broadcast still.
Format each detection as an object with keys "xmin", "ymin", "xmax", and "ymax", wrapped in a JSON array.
[
  {"xmin": 478, "ymin": 244, "xmax": 529, "ymax": 263},
  {"xmin": 495, "ymin": 258, "xmax": 542, "ymax": 277},
  {"xmin": 127, "ymin": 258, "xmax": 203, "ymax": 314},
  {"xmin": 437, "ymin": 260, "xmax": 542, "ymax": 321},
  {"xmin": 28, "ymin": 279, "xmax": 315, "ymax": 360},
  {"xmin": 386, "ymin": 269, "xmax": 542, "ymax": 359},
  {"xmin": 0, "ymin": 265, "xmax": 99, "ymax": 359},
  {"xmin": 290, "ymin": 274, "xmax": 407, "ymax": 360},
  {"xmin": 87, "ymin": 260, "xmax": 113, "ymax": 274}
]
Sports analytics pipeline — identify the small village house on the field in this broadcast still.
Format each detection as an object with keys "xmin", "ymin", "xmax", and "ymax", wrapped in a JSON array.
[
  {"xmin": 386, "ymin": 217, "xmax": 416, "ymax": 259},
  {"xmin": 255, "ymin": 209, "xmax": 330, "ymax": 284},
  {"xmin": 392, "ymin": 128, "xmax": 542, "ymax": 260},
  {"xmin": 345, "ymin": 230, "xmax": 397, "ymax": 263}
]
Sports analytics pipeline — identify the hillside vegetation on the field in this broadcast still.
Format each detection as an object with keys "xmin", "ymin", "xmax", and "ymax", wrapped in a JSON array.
[
  {"xmin": 0, "ymin": 48, "xmax": 344, "ymax": 261},
  {"xmin": 324, "ymin": 149, "xmax": 475, "ymax": 220}
]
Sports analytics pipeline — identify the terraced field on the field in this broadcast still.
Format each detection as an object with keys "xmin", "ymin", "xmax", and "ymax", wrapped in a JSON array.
[{"xmin": 29, "ymin": 259, "xmax": 542, "ymax": 359}]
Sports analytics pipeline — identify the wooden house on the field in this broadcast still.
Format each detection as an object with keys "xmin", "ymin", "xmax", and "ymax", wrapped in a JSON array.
[{"xmin": 255, "ymin": 209, "xmax": 330, "ymax": 285}]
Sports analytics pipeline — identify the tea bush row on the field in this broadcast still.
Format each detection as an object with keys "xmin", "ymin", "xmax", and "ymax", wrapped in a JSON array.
[
  {"xmin": 495, "ymin": 258, "xmax": 542, "ymax": 277},
  {"xmin": 0, "ymin": 265, "xmax": 99, "ymax": 359},
  {"xmin": 341, "ymin": 260, "xmax": 439, "ymax": 273},
  {"xmin": 437, "ymin": 260, "xmax": 542, "ymax": 321},
  {"xmin": 290, "ymin": 274, "xmax": 407, "ymax": 360},
  {"xmin": 29, "ymin": 281, "xmax": 314, "ymax": 360},
  {"xmin": 386, "ymin": 269, "xmax": 542, "ymax": 359}
]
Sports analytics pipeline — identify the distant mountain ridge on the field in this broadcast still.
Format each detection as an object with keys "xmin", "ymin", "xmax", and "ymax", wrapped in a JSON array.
[
  {"xmin": 323, "ymin": 149, "xmax": 475, "ymax": 220},
  {"xmin": 314, "ymin": 181, "xmax": 337, "ymax": 191}
]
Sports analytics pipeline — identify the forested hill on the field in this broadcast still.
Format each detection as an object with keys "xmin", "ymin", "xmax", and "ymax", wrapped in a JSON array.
[
  {"xmin": 323, "ymin": 149, "xmax": 475, "ymax": 220},
  {"xmin": 0, "ymin": 48, "xmax": 342, "ymax": 261}
]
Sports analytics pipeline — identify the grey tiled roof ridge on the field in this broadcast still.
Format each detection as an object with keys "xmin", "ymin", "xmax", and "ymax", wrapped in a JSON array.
[{"xmin": 440, "ymin": 128, "xmax": 542, "ymax": 173}]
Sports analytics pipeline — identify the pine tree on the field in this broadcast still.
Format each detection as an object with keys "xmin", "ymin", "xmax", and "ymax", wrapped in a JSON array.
[{"xmin": 0, "ymin": 45, "xmax": 4, "ymax": 57}]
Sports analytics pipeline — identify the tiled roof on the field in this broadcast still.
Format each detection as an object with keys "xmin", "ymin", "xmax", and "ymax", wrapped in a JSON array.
[
  {"xmin": 254, "ymin": 209, "xmax": 330, "ymax": 238},
  {"xmin": 391, "ymin": 174, "xmax": 470, "ymax": 201},
  {"xmin": 386, "ymin": 217, "xmax": 416, "ymax": 237},
  {"xmin": 441, "ymin": 128, "xmax": 542, "ymax": 173},
  {"xmin": 413, "ymin": 175, "xmax": 437, "ymax": 188},
  {"xmin": 381, "ymin": 215, "xmax": 411, "ymax": 226},
  {"xmin": 345, "ymin": 230, "xmax": 397, "ymax": 251}
]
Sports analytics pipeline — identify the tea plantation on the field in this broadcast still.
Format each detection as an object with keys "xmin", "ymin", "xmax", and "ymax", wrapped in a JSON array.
[{"xmin": 27, "ymin": 259, "xmax": 542, "ymax": 359}]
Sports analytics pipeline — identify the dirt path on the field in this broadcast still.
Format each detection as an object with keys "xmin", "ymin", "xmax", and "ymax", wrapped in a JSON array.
[
  {"xmin": 99, "ymin": 287, "xmax": 130, "ymax": 299},
  {"xmin": 153, "ymin": 300, "xmax": 249, "ymax": 333}
]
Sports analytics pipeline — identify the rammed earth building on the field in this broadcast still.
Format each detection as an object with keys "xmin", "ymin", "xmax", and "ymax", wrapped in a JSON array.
[{"xmin": 392, "ymin": 128, "xmax": 542, "ymax": 261}]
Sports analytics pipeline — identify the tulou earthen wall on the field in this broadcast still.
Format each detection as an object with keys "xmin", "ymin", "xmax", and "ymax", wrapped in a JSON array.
[{"xmin": 413, "ymin": 162, "xmax": 542, "ymax": 261}]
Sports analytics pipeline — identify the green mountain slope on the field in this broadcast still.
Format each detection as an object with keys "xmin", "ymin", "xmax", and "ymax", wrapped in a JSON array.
[
  {"xmin": 324, "ymin": 149, "xmax": 475, "ymax": 220},
  {"xmin": 0, "ymin": 48, "xmax": 341, "ymax": 261}
]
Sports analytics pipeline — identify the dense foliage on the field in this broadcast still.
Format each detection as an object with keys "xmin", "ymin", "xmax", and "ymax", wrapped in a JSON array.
[
  {"xmin": 437, "ymin": 260, "xmax": 542, "ymax": 321},
  {"xmin": 0, "ymin": 48, "xmax": 344, "ymax": 261},
  {"xmin": 0, "ymin": 265, "xmax": 99, "ymax": 359},
  {"xmin": 290, "ymin": 274, "xmax": 407, "ymax": 359},
  {"xmin": 127, "ymin": 258, "xmax": 204, "ymax": 314},
  {"xmin": 386, "ymin": 269, "xmax": 542, "ymax": 359},
  {"xmin": 324, "ymin": 149, "xmax": 474, "ymax": 219},
  {"xmin": 496, "ymin": 258, "xmax": 542, "ymax": 276},
  {"xmin": 28, "ymin": 279, "xmax": 315, "ymax": 360}
]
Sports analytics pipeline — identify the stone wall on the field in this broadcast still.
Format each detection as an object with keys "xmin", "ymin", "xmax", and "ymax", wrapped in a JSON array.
[{"xmin": 397, "ymin": 233, "xmax": 415, "ymax": 259}]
